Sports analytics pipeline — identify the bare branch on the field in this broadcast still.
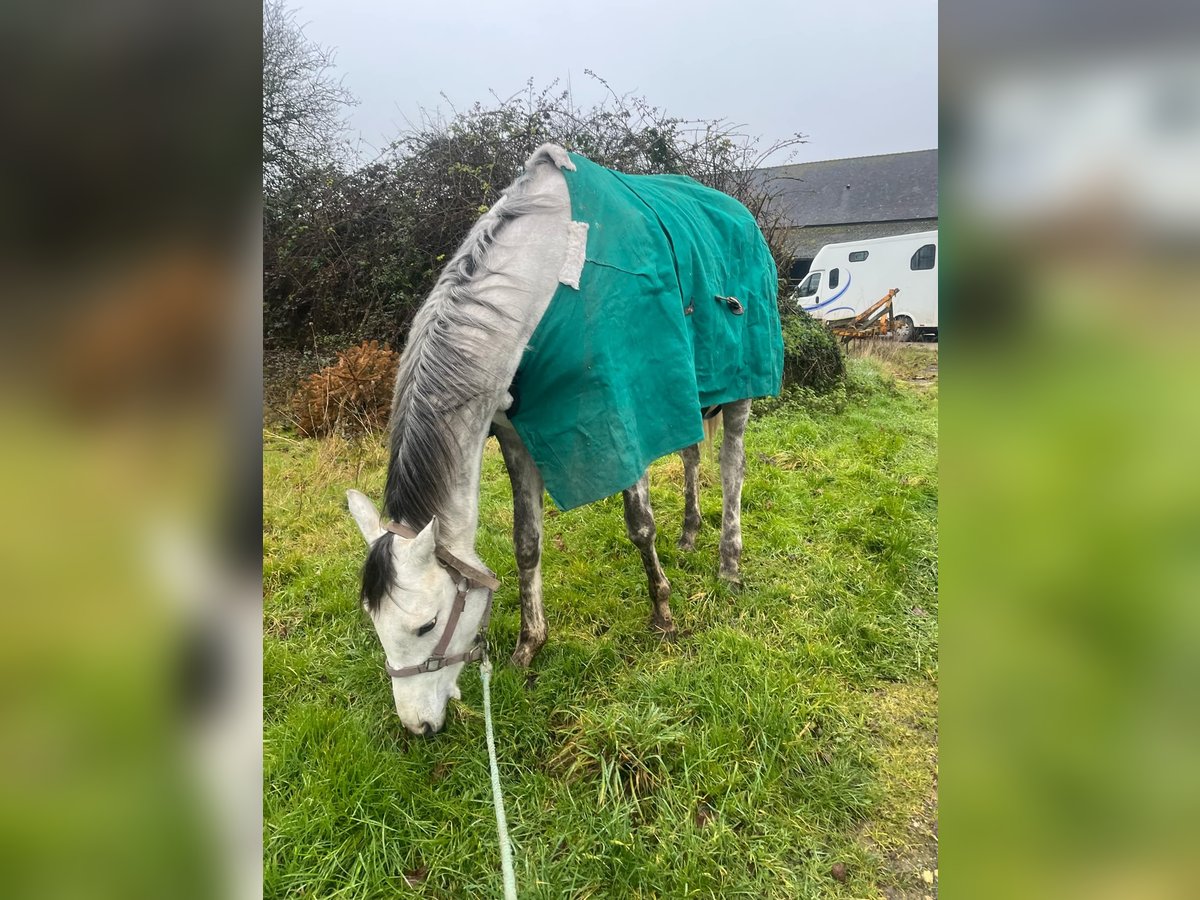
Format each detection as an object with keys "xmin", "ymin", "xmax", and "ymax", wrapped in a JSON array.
[{"xmin": 262, "ymin": 0, "xmax": 357, "ymax": 191}]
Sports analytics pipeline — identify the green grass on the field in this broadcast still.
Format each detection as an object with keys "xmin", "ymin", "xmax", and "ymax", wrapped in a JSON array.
[{"xmin": 264, "ymin": 356, "xmax": 938, "ymax": 899}]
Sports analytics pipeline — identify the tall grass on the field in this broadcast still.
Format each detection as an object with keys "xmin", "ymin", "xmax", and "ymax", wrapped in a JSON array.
[{"xmin": 264, "ymin": 356, "xmax": 938, "ymax": 899}]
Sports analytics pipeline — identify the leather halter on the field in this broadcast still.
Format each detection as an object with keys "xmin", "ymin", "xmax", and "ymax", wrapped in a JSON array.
[{"xmin": 381, "ymin": 521, "xmax": 501, "ymax": 679}]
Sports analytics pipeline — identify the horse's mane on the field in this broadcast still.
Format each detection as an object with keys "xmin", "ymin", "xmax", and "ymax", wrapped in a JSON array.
[
  {"xmin": 361, "ymin": 147, "xmax": 566, "ymax": 612},
  {"xmin": 383, "ymin": 150, "xmax": 564, "ymax": 530}
]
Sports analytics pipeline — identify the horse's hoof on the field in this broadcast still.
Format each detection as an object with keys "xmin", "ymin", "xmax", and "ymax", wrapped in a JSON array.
[
  {"xmin": 677, "ymin": 537, "xmax": 696, "ymax": 552},
  {"xmin": 718, "ymin": 570, "xmax": 743, "ymax": 590},
  {"xmin": 650, "ymin": 615, "xmax": 677, "ymax": 639},
  {"xmin": 510, "ymin": 645, "xmax": 537, "ymax": 668}
]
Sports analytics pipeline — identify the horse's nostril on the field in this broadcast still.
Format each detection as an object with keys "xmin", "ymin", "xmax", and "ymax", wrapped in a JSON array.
[{"xmin": 420, "ymin": 722, "xmax": 433, "ymax": 736}]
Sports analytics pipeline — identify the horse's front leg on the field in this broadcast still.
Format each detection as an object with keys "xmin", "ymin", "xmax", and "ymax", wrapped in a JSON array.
[
  {"xmin": 495, "ymin": 425, "xmax": 547, "ymax": 667},
  {"xmin": 718, "ymin": 399, "xmax": 752, "ymax": 585},
  {"xmin": 622, "ymin": 473, "xmax": 675, "ymax": 636}
]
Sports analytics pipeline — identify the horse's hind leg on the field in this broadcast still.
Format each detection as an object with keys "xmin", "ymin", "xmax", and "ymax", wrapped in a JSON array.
[
  {"xmin": 495, "ymin": 425, "xmax": 547, "ymax": 667},
  {"xmin": 718, "ymin": 399, "xmax": 752, "ymax": 585},
  {"xmin": 622, "ymin": 474, "xmax": 675, "ymax": 636},
  {"xmin": 678, "ymin": 443, "xmax": 702, "ymax": 551}
]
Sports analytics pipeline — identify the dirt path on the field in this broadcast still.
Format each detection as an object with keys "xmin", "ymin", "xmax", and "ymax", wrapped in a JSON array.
[
  {"xmin": 842, "ymin": 340, "xmax": 939, "ymax": 896},
  {"xmin": 852, "ymin": 681, "xmax": 939, "ymax": 899},
  {"xmin": 844, "ymin": 339, "xmax": 939, "ymax": 387}
]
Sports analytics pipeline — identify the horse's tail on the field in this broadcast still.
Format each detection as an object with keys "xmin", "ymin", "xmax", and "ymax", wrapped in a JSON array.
[{"xmin": 702, "ymin": 408, "xmax": 723, "ymax": 458}]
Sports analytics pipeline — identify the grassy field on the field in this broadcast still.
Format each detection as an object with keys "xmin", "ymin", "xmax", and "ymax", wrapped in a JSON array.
[{"xmin": 264, "ymin": 347, "xmax": 938, "ymax": 899}]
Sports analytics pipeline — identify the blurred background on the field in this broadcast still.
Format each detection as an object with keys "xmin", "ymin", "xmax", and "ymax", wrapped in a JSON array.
[
  {"xmin": 943, "ymin": 2, "xmax": 1200, "ymax": 898},
  {"xmin": 0, "ymin": 1, "xmax": 260, "ymax": 898}
]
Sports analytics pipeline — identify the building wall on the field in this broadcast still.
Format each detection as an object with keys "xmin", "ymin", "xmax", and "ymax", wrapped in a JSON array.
[{"xmin": 783, "ymin": 218, "xmax": 939, "ymax": 268}]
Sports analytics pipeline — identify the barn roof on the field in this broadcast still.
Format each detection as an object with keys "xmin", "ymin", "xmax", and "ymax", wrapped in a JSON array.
[{"xmin": 753, "ymin": 149, "xmax": 938, "ymax": 227}]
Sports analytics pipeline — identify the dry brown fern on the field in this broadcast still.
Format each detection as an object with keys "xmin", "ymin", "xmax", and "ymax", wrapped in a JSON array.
[{"xmin": 290, "ymin": 340, "xmax": 399, "ymax": 436}]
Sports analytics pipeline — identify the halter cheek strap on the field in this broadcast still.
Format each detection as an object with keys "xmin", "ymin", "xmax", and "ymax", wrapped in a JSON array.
[{"xmin": 381, "ymin": 521, "xmax": 501, "ymax": 679}]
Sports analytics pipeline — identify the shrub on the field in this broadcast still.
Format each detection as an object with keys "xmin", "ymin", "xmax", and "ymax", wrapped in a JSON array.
[
  {"xmin": 780, "ymin": 311, "xmax": 844, "ymax": 392},
  {"xmin": 290, "ymin": 340, "xmax": 399, "ymax": 436},
  {"xmin": 264, "ymin": 74, "xmax": 808, "ymax": 350}
]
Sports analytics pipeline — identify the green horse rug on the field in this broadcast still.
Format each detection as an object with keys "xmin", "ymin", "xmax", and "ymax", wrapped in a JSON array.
[{"xmin": 508, "ymin": 151, "xmax": 783, "ymax": 511}]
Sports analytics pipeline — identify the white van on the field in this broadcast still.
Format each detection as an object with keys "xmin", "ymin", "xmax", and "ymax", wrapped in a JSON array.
[{"xmin": 791, "ymin": 231, "xmax": 938, "ymax": 341}]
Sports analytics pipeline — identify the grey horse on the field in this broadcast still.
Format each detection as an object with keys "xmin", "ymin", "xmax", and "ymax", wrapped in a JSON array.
[{"xmin": 347, "ymin": 144, "xmax": 775, "ymax": 734}]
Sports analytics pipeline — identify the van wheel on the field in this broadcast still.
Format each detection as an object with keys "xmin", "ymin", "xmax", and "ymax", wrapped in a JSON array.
[{"xmin": 893, "ymin": 316, "xmax": 916, "ymax": 342}]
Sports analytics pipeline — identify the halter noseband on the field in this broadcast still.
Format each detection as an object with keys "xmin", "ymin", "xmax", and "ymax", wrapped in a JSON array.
[{"xmin": 381, "ymin": 521, "xmax": 501, "ymax": 679}]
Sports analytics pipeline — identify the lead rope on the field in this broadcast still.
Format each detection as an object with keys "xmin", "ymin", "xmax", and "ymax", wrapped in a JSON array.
[{"xmin": 480, "ymin": 655, "xmax": 517, "ymax": 899}]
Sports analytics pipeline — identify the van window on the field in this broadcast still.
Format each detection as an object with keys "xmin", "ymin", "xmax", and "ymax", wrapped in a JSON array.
[
  {"xmin": 849, "ymin": 251, "xmax": 868, "ymax": 262},
  {"xmin": 828, "ymin": 268, "xmax": 840, "ymax": 289},
  {"xmin": 910, "ymin": 244, "xmax": 936, "ymax": 270},
  {"xmin": 796, "ymin": 271, "xmax": 822, "ymax": 298}
]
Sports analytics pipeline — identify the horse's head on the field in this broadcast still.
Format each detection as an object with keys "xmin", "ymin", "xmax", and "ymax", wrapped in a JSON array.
[{"xmin": 346, "ymin": 490, "xmax": 478, "ymax": 735}]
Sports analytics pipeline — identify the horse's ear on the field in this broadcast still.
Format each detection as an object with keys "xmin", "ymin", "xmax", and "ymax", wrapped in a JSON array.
[
  {"xmin": 346, "ymin": 490, "xmax": 385, "ymax": 544},
  {"xmin": 409, "ymin": 517, "xmax": 438, "ymax": 562}
]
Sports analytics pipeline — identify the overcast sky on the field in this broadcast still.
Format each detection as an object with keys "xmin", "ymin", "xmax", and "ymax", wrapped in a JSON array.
[{"xmin": 291, "ymin": 0, "xmax": 937, "ymax": 167}]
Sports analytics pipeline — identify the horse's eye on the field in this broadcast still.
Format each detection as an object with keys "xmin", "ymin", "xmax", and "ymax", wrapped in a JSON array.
[{"xmin": 416, "ymin": 619, "xmax": 437, "ymax": 637}]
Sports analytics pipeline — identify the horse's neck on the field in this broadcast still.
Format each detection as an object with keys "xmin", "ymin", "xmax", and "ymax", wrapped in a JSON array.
[
  {"xmin": 435, "ymin": 283, "xmax": 553, "ymax": 556},
  {"xmin": 437, "ymin": 406, "xmax": 497, "ymax": 559},
  {"xmin": 415, "ymin": 158, "xmax": 572, "ymax": 563}
]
